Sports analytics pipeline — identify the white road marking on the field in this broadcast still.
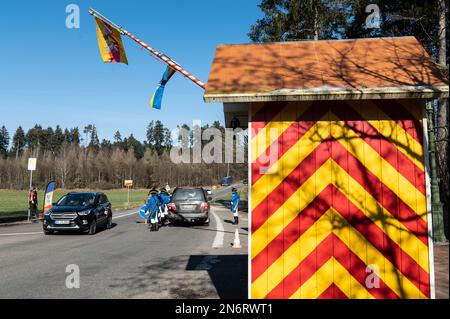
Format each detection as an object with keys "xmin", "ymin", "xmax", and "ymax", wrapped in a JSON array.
[
  {"xmin": 211, "ymin": 210, "xmax": 224, "ymax": 248},
  {"xmin": 113, "ymin": 211, "xmax": 139, "ymax": 220},
  {"xmin": 0, "ymin": 232, "xmax": 42, "ymax": 236}
]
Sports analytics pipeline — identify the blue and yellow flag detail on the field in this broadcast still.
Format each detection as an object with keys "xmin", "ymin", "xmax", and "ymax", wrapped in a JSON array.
[
  {"xmin": 150, "ymin": 66, "xmax": 176, "ymax": 110},
  {"xmin": 95, "ymin": 17, "xmax": 128, "ymax": 64}
]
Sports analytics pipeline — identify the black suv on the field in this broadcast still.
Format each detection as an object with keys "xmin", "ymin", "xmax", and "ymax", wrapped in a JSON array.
[
  {"xmin": 168, "ymin": 188, "xmax": 212, "ymax": 225},
  {"xmin": 43, "ymin": 192, "xmax": 112, "ymax": 235}
]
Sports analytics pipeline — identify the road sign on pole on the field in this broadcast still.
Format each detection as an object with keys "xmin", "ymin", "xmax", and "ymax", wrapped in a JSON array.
[
  {"xmin": 124, "ymin": 180, "xmax": 133, "ymax": 187},
  {"xmin": 28, "ymin": 158, "xmax": 37, "ymax": 171},
  {"xmin": 27, "ymin": 158, "xmax": 37, "ymax": 221},
  {"xmin": 124, "ymin": 180, "xmax": 133, "ymax": 205}
]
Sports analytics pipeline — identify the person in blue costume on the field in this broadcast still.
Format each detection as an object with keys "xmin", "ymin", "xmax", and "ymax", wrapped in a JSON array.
[
  {"xmin": 146, "ymin": 187, "xmax": 160, "ymax": 231},
  {"xmin": 159, "ymin": 187, "xmax": 171, "ymax": 226},
  {"xmin": 230, "ymin": 187, "xmax": 240, "ymax": 225}
]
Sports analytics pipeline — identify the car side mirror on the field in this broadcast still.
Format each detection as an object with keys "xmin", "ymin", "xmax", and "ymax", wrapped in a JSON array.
[{"xmin": 207, "ymin": 196, "xmax": 213, "ymax": 201}]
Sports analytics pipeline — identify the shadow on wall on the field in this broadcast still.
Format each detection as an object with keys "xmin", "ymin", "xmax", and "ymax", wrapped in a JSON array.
[{"xmin": 250, "ymin": 98, "xmax": 434, "ymax": 298}]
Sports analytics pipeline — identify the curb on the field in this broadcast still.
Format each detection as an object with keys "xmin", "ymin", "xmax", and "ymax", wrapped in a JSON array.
[{"xmin": 0, "ymin": 219, "xmax": 38, "ymax": 227}]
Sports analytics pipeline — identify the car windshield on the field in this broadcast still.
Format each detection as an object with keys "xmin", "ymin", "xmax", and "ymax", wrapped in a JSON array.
[
  {"xmin": 56, "ymin": 194, "xmax": 95, "ymax": 207},
  {"xmin": 173, "ymin": 189, "xmax": 205, "ymax": 201}
]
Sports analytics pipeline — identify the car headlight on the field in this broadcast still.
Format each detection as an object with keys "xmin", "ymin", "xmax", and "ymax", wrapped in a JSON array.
[{"xmin": 77, "ymin": 210, "xmax": 91, "ymax": 216}]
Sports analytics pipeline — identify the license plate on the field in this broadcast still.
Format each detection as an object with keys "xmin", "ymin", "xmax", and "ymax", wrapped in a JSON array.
[{"xmin": 55, "ymin": 220, "xmax": 70, "ymax": 225}]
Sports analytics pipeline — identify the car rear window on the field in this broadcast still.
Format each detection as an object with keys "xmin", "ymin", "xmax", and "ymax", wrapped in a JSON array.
[{"xmin": 172, "ymin": 189, "xmax": 205, "ymax": 201}]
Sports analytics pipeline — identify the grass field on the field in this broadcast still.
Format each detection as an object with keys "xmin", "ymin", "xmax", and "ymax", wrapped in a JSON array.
[
  {"xmin": 0, "ymin": 189, "xmax": 150, "ymax": 218},
  {"xmin": 213, "ymin": 187, "xmax": 248, "ymax": 202},
  {"xmin": 213, "ymin": 187, "xmax": 248, "ymax": 213}
]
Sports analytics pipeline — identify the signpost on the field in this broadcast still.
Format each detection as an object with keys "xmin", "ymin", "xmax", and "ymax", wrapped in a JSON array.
[
  {"xmin": 124, "ymin": 180, "xmax": 133, "ymax": 205},
  {"xmin": 27, "ymin": 158, "xmax": 37, "ymax": 221}
]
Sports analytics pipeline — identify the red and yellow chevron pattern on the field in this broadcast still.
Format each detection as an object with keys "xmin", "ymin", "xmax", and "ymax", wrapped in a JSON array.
[{"xmin": 250, "ymin": 99, "xmax": 430, "ymax": 299}]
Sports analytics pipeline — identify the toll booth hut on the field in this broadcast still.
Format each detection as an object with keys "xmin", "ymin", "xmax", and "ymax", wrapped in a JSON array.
[{"xmin": 204, "ymin": 37, "xmax": 449, "ymax": 299}]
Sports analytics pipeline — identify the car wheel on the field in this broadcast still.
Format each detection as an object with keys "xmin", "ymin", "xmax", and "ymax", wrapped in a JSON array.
[
  {"xmin": 203, "ymin": 218, "xmax": 210, "ymax": 226},
  {"xmin": 88, "ymin": 219, "xmax": 97, "ymax": 235},
  {"xmin": 106, "ymin": 214, "xmax": 112, "ymax": 229},
  {"xmin": 44, "ymin": 230, "xmax": 53, "ymax": 235}
]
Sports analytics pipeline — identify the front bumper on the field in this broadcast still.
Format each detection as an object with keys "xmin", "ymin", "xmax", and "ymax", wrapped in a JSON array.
[
  {"xmin": 45, "ymin": 224, "xmax": 82, "ymax": 230},
  {"xmin": 43, "ymin": 215, "xmax": 91, "ymax": 231}
]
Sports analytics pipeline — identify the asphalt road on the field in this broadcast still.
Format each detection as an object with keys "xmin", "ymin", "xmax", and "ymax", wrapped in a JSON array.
[
  {"xmin": 0, "ymin": 185, "xmax": 248, "ymax": 299},
  {"xmin": 209, "ymin": 182, "xmax": 245, "ymax": 199}
]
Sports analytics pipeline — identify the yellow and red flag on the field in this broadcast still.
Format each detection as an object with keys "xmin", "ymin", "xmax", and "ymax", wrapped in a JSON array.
[{"xmin": 95, "ymin": 17, "xmax": 128, "ymax": 64}]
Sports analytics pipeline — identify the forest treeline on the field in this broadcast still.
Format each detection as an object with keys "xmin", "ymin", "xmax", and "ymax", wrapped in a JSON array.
[{"xmin": 0, "ymin": 121, "xmax": 247, "ymax": 190}]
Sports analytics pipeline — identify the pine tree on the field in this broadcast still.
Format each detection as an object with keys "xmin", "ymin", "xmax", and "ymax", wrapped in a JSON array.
[
  {"xmin": 70, "ymin": 127, "xmax": 81, "ymax": 145},
  {"xmin": 114, "ymin": 130, "xmax": 122, "ymax": 143},
  {"xmin": 40, "ymin": 127, "xmax": 54, "ymax": 153},
  {"xmin": 52, "ymin": 125, "xmax": 64, "ymax": 155},
  {"xmin": 146, "ymin": 121, "xmax": 155, "ymax": 150},
  {"xmin": 163, "ymin": 127, "xmax": 173, "ymax": 150},
  {"xmin": 63, "ymin": 128, "xmax": 71, "ymax": 144},
  {"xmin": 248, "ymin": 0, "xmax": 348, "ymax": 42},
  {"xmin": 153, "ymin": 120, "xmax": 166, "ymax": 155},
  {"xmin": 26, "ymin": 124, "xmax": 43, "ymax": 156},
  {"xmin": 83, "ymin": 124, "xmax": 93, "ymax": 148},
  {"xmin": 12, "ymin": 126, "xmax": 25, "ymax": 158},
  {"xmin": 127, "ymin": 134, "xmax": 145, "ymax": 160},
  {"xmin": 88, "ymin": 125, "xmax": 100, "ymax": 152},
  {"xmin": 0, "ymin": 126, "xmax": 10, "ymax": 158},
  {"xmin": 100, "ymin": 139, "xmax": 112, "ymax": 152}
]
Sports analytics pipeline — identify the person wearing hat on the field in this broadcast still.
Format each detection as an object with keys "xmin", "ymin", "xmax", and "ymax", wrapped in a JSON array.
[
  {"xmin": 146, "ymin": 187, "xmax": 160, "ymax": 231},
  {"xmin": 230, "ymin": 187, "xmax": 240, "ymax": 225},
  {"xmin": 158, "ymin": 187, "xmax": 171, "ymax": 225}
]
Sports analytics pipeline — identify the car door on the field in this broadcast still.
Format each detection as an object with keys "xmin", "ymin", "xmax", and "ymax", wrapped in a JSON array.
[
  {"xmin": 95, "ymin": 194, "xmax": 107, "ymax": 223},
  {"xmin": 104, "ymin": 195, "xmax": 112, "ymax": 214}
]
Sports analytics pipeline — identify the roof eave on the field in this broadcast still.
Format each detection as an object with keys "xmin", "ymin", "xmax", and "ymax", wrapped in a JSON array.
[{"xmin": 204, "ymin": 86, "xmax": 449, "ymax": 103}]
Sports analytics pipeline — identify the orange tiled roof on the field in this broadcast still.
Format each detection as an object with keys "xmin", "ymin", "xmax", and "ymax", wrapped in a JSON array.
[{"xmin": 204, "ymin": 37, "xmax": 448, "ymax": 102}]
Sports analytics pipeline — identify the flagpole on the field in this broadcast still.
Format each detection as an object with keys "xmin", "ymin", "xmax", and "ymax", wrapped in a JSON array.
[{"xmin": 89, "ymin": 8, "xmax": 206, "ymax": 90}]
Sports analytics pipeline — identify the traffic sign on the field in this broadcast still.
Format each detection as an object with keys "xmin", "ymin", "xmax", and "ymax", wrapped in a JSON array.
[
  {"xmin": 124, "ymin": 180, "xmax": 133, "ymax": 187},
  {"xmin": 28, "ymin": 158, "xmax": 37, "ymax": 171}
]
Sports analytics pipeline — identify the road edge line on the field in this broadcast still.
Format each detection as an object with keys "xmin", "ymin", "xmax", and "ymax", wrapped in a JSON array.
[{"xmin": 211, "ymin": 209, "xmax": 224, "ymax": 248}]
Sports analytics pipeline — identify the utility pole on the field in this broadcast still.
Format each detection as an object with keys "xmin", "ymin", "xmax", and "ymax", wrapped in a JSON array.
[{"xmin": 426, "ymin": 100, "xmax": 446, "ymax": 243}]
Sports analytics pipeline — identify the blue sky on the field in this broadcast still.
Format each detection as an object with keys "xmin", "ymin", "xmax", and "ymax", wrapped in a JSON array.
[{"xmin": 0, "ymin": 0, "xmax": 261, "ymax": 143}]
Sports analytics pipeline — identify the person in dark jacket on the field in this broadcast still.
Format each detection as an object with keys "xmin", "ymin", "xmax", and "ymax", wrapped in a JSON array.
[{"xmin": 28, "ymin": 187, "xmax": 38, "ymax": 219}]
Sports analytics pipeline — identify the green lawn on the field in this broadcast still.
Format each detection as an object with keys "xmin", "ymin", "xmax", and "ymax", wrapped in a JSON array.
[
  {"xmin": 213, "ymin": 187, "xmax": 248, "ymax": 202},
  {"xmin": 0, "ymin": 189, "xmax": 150, "ymax": 218},
  {"xmin": 212, "ymin": 187, "xmax": 248, "ymax": 213}
]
